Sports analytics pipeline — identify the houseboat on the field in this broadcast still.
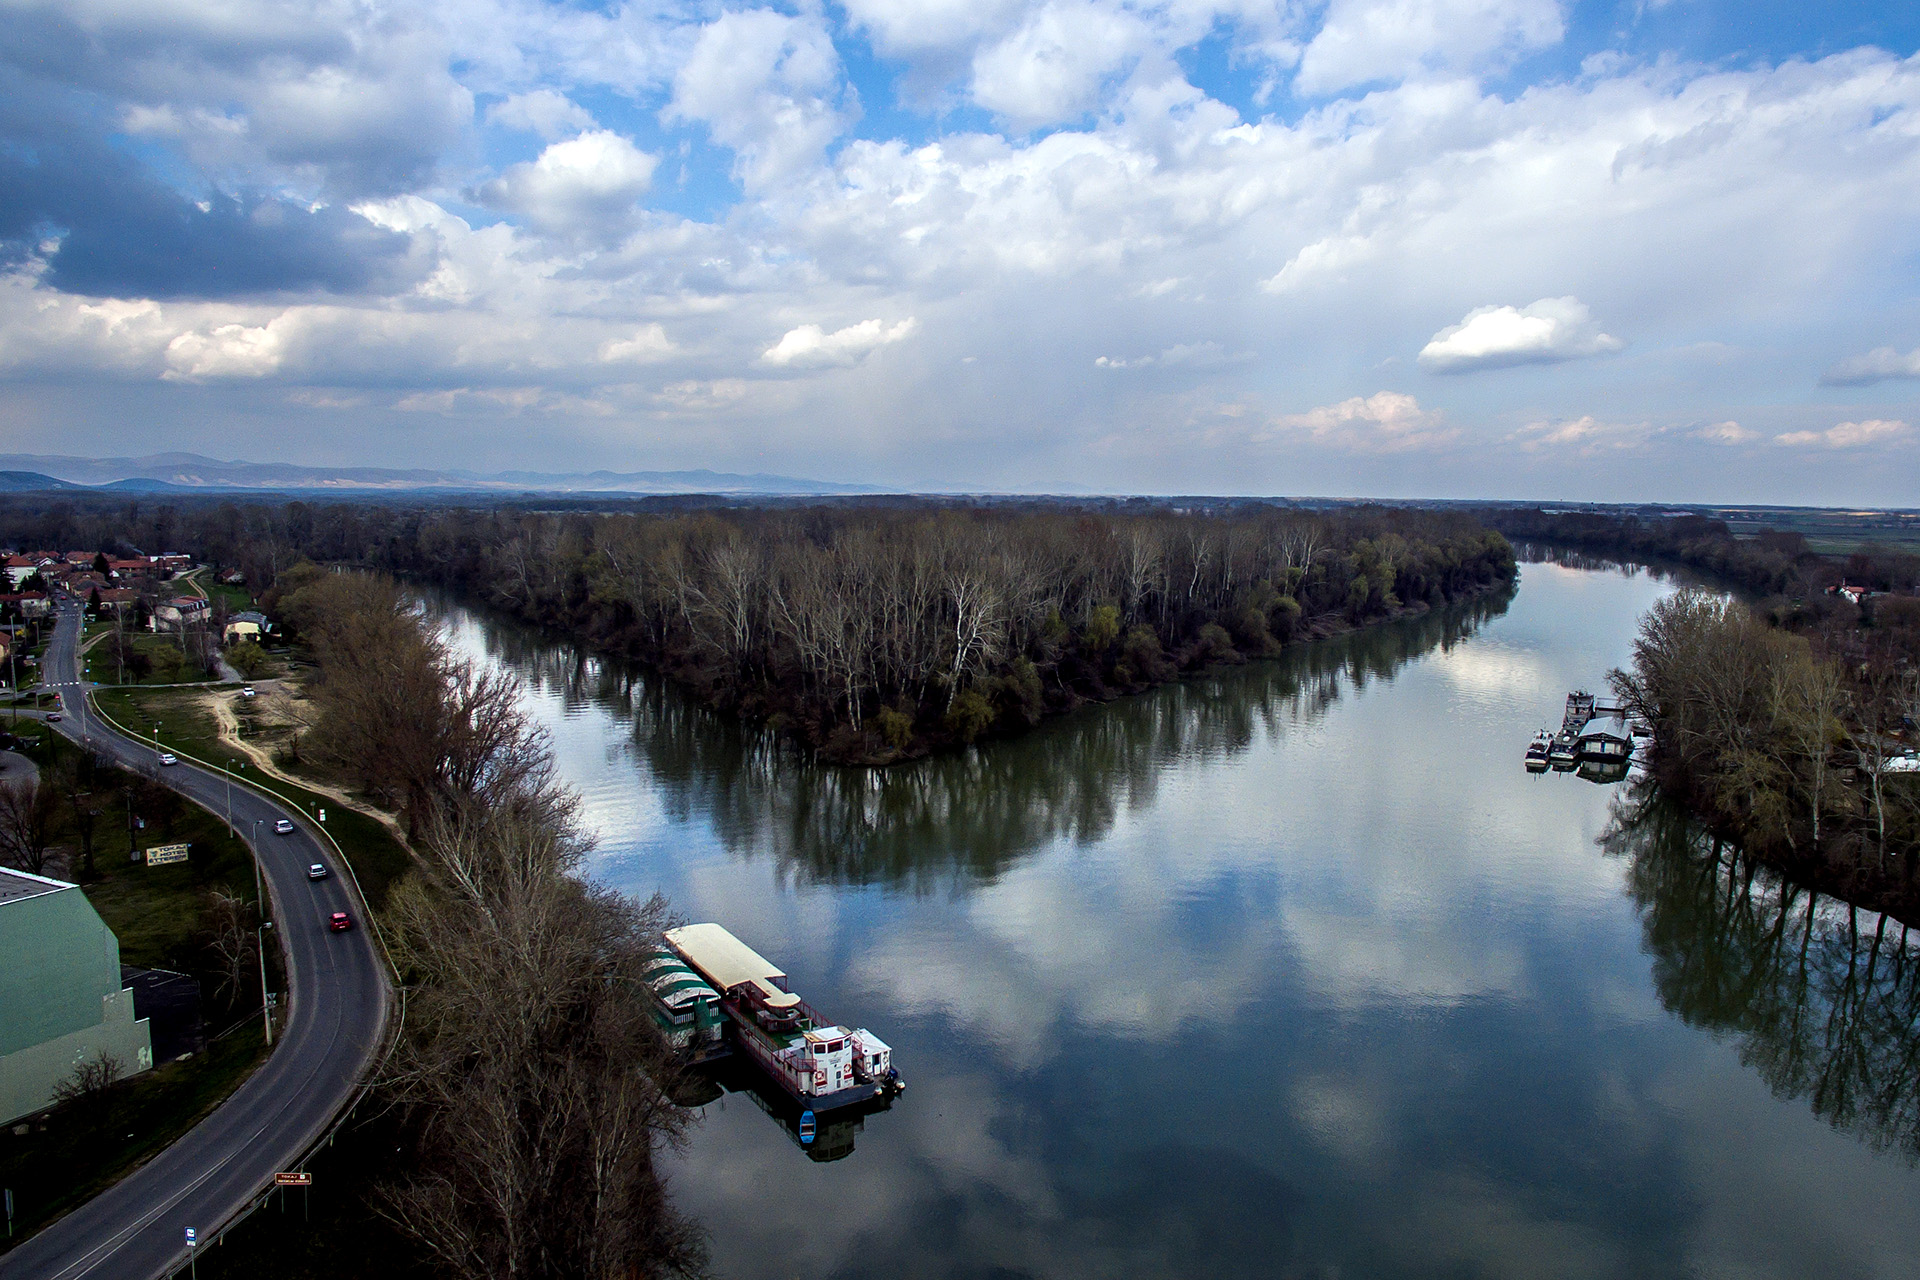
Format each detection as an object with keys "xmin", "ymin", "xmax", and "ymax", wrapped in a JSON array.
[
  {"xmin": 664, "ymin": 923, "xmax": 902, "ymax": 1114},
  {"xmin": 1524, "ymin": 732, "xmax": 1552, "ymax": 771},
  {"xmin": 641, "ymin": 946, "xmax": 729, "ymax": 1063},
  {"xmin": 1575, "ymin": 713, "xmax": 1633, "ymax": 766}
]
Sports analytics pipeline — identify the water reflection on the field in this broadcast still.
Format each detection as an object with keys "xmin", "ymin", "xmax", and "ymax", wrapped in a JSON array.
[
  {"xmin": 427, "ymin": 588, "xmax": 1513, "ymax": 889},
  {"xmin": 1605, "ymin": 782, "xmax": 1920, "ymax": 1164},
  {"xmin": 422, "ymin": 564, "xmax": 1920, "ymax": 1280}
]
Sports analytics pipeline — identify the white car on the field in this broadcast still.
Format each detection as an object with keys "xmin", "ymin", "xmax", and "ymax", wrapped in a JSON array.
[
  {"xmin": 240, "ymin": 686, "xmax": 256, "ymax": 698},
  {"xmin": 307, "ymin": 862, "xmax": 328, "ymax": 880},
  {"xmin": 158, "ymin": 752, "xmax": 178, "ymax": 766},
  {"xmin": 275, "ymin": 819, "xmax": 296, "ymax": 834}
]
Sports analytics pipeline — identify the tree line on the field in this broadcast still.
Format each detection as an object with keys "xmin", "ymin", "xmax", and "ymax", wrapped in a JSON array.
[
  {"xmin": 274, "ymin": 568, "xmax": 705, "ymax": 1279},
  {"xmin": 0, "ymin": 494, "xmax": 1514, "ymax": 762},
  {"xmin": 1614, "ymin": 589, "xmax": 1919, "ymax": 922},
  {"xmin": 297, "ymin": 502, "xmax": 1512, "ymax": 762}
]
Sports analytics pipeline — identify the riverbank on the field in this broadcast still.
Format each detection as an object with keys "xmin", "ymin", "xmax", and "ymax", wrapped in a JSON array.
[
  {"xmin": 1615, "ymin": 588, "xmax": 1918, "ymax": 927},
  {"xmin": 323, "ymin": 506, "xmax": 1517, "ymax": 765}
]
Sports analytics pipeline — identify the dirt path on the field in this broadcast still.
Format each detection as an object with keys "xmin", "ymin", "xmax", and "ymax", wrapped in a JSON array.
[{"xmin": 198, "ymin": 687, "xmax": 415, "ymax": 854}]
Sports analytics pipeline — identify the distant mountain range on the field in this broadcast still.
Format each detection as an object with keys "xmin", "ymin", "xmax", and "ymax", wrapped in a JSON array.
[{"xmin": 0, "ymin": 453, "xmax": 879, "ymax": 496}]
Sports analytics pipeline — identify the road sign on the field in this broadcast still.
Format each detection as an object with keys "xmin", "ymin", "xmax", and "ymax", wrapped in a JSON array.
[
  {"xmin": 185, "ymin": 1226, "xmax": 196, "ymax": 1246},
  {"xmin": 144, "ymin": 843, "xmax": 189, "ymax": 867},
  {"xmin": 274, "ymin": 1171, "xmax": 311, "ymax": 1187}
]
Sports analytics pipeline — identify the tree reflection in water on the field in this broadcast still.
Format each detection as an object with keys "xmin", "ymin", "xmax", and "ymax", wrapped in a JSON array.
[
  {"xmin": 1604, "ymin": 781, "xmax": 1920, "ymax": 1164},
  {"xmin": 423, "ymin": 587, "xmax": 1513, "ymax": 889}
]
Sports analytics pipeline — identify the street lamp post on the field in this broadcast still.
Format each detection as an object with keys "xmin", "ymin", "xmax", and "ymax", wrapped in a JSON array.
[
  {"xmin": 258, "ymin": 920, "xmax": 274, "ymax": 1047},
  {"xmin": 224, "ymin": 759, "xmax": 245, "ymax": 837}
]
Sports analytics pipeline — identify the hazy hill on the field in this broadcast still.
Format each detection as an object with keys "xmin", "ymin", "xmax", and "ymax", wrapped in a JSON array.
[{"xmin": 0, "ymin": 453, "xmax": 877, "ymax": 495}]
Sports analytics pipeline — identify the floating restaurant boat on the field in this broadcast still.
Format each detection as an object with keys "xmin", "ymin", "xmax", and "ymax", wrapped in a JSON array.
[{"xmin": 663, "ymin": 923, "xmax": 902, "ymax": 1114}]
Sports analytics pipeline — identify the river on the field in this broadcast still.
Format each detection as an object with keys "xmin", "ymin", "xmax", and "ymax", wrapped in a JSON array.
[{"xmin": 426, "ymin": 557, "xmax": 1920, "ymax": 1280}]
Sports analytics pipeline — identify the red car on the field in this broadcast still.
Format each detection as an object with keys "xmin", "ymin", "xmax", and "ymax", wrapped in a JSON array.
[{"xmin": 328, "ymin": 911, "xmax": 352, "ymax": 932}]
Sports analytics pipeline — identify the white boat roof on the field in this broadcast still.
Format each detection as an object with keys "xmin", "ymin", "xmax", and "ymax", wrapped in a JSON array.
[
  {"xmin": 753, "ymin": 979, "xmax": 802, "ymax": 1009},
  {"xmin": 665, "ymin": 923, "xmax": 788, "ymax": 994}
]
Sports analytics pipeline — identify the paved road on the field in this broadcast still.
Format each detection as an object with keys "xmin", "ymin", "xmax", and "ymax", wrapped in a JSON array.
[{"xmin": 0, "ymin": 603, "xmax": 391, "ymax": 1280}]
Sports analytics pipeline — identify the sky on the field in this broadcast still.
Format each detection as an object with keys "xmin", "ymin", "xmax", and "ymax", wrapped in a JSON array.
[{"xmin": 2, "ymin": 0, "xmax": 1919, "ymax": 502}]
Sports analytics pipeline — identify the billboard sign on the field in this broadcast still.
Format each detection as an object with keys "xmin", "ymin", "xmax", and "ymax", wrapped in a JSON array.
[
  {"xmin": 145, "ymin": 843, "xmax": 190, "ymax": 867},
  {"xmin": 273, "ymin": 1171, "xmax": 311, "ymax": 1187}
]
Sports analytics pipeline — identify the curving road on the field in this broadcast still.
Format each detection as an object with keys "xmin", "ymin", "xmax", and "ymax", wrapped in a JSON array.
[{"xmin": 0, "ymin": 602, "xmax": 391, "ymax": 1280}]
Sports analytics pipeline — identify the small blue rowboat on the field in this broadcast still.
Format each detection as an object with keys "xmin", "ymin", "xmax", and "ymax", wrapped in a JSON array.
[{"xmin": 798, "ymin": 1110, "xmax": 816, "ymax": 1143}]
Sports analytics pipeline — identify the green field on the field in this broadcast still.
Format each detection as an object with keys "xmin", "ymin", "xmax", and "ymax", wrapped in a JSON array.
[
  {"xmin": 91, "ymin": 687, "xmax": 413, "ymax": 911},
  {"xmin": 1717, "ymin": 507, "xmax": 1920, "ymax": 557},
  {"xmin": 86, "ymin": 632, "xmax": 220, "ymax": 686}
]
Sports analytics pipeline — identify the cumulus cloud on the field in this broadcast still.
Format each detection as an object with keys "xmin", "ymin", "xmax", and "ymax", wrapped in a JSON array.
[
  {"xmin": 1698, "ymin": 420, "xmax": 1757, "ymax": 444},
  {"xmin": 970, "ymin": 1, "xmax": 1150, "ymax": 129},
  {"xmin": 485, "ymin": 90, "xmax": 597, "ymax": 140},
  {"xmin": 1418, "ymin": 298, "xmax": 1623, "ymax": 374},
  {"xmin": 666, "ymin": 9, "xmax": 851, "ymax": 188},
  {"xmin": 1509, "ymin": 415, "xmax": 1651, "ymax": 454},
  {"xmin": 473, "ymin": 131, "xmax": 657, "ymax": 244},
  {"xmin": 164, "ymin": 321, "xmax": 290, "ymax": 380},
  {"xmin": 1820, "ymin": 345, "xmax": 1920, "ymax": 386},
  {"xmin": 5, "ymin": 0, "xmax": 1920, "ymax": 499},
  {"xmin": 1268, "ymin": 392, "xmax": 1457, "ymax": 453},
  {"xmin": 1094, "ymin": 341, "xmax": 1244, "ymax": 370},
  {"xmin": 599, "ymin": 323, "xmax": 677, "ymax": 362},
  {"xmin": 763, "ymin": 318, "xmax": 919, "ymax": 368},
  {"xmin": 1296, "ymin": 0, "xmax": 1566, "ymax": 95},
  {"xmin": 841, "ymin": 0, "xmax": 1026, "ymax": 58},
  {"xmin": 1775, "ymin": 419, "xmax": 1911, "ymax": 449}
]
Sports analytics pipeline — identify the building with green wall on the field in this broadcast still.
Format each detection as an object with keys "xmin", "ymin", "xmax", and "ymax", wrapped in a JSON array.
[{"xmin": 0, "ymin": 868, "xmax": 153, "ymax": 1124}]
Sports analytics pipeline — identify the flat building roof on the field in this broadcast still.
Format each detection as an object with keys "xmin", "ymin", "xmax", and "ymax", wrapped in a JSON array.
[{"xmin": 665, "ymin": 923, "xmax": 787, "ymax": 994}]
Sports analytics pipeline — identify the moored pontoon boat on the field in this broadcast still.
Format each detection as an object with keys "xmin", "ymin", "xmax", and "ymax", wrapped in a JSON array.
[{"xmin": 665, "ymin": 923, "xmax": 903, "ymax": 1114}]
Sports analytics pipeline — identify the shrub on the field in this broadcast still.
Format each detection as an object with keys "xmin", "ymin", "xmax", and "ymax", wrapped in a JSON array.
[
  {"xmin": 998, "ymin": 658, "xmax": 1044, "ymax": 725},
  {"xmin": 1082, "ymin": 604, "xmax": 1121, "ymax": 654},
  {"xmin": 873, "ymin": 705, "xmax": 914, "ymax": 750},
  {"xmin": 944, "ymin": 690, "xmax": 996, "ymax": 743},
  {"xmin": 1121, "ymin": 626, "xmax": 1173, "ymax": 682},
  {"xmin": 1195, "ymin": 623, "xmax": 1239, "ymax": 663}
]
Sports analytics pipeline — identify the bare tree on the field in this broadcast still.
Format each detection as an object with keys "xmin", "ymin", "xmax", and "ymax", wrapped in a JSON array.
[
  {"xmin": 203, "ymin": 888, "xmax": 257, "ymax": 1008},
  {"xmin": 52, "ymin": 1051, "xmax": 125, "ymax": 1107},
  {"xmin": 0, "ymin": 777, "xmax": 57, "ymax": 874},
  {"xmin": 379, "ymin": 803, "xmax": 703, "ymax": 1280}
]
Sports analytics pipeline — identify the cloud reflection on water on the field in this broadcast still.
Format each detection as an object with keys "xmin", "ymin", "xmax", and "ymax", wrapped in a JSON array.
[{"xmin": 426, "ymin": 561, "xmax": 1920, "ymax": 1280}]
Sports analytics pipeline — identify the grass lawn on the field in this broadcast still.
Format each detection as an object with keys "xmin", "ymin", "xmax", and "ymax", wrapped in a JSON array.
[
  {"xmin": 90, "ymin": 632, "xmax": 220, "ymax": 686},
  {"xmin": 91, "ymin": 688, "xmax": 412, "ymax": 912},
  {"xmin": 77, "ymin": 772, "xmax": 271, "ymax": 972},
  {"xmin": 0, "ymin": 1025, "xmax": 270, "ymax": 1245},
  {"xmin": 204, "ymin": 581, "xmax": 255, "ymax": 613}
]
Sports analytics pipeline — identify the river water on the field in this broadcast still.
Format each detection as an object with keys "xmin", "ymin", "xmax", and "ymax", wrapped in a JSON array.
[{"xmin": 428, "ymin": 558, "xmax": 1920, "ymax": 1280}]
